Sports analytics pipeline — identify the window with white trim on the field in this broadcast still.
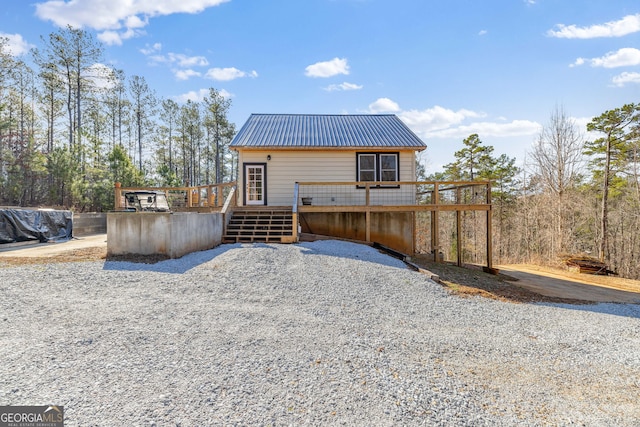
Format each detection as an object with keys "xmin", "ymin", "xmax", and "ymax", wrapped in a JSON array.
[
  {"xmin": 380, "ymin": 154, "xmax": 398, "ymax": 182},
  {"xmin": 357, "ymin": 152, "xmax": 399, "ymax": 183},
  {"xmin": 358, "ymin": 154, "xmax": 377, "ymax": 182}
]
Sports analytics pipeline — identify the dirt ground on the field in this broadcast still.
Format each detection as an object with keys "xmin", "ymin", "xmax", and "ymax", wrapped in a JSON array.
[
  {"xmin": 0, "ymin": 234, "xmax": 169, "ymax": 265},
  {"xmin": 410, "ymin": 256, "xmax": 640, "ymax": 304},
  {"xmin": 497, "ymin": 264, "xmax": 640, "ymax": 303},
  {"xmin": 1, "ymin": 236, "xmax": 640, "ymax": 304},
  {"xmin": 0, "ymin": 234, "xmax": 107, "ymax": 265}
]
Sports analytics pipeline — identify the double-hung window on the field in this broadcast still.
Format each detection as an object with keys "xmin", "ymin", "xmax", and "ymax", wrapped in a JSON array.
[
  {"xmin": 358, "ymin": 154, "xmax": 377, "ymax": 182},
  {"xmin": 380, "ymin": 154, "xmax": 399, "ymax": 182},
  {"xmin": 357, "ymin": 152, "xmax": 399, "ymax": 186}
]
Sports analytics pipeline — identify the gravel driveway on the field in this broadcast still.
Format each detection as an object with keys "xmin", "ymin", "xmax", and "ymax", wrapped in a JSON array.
[{"xmin": 1, "ymin": 241, "xmax": 639, "ymax": 426}]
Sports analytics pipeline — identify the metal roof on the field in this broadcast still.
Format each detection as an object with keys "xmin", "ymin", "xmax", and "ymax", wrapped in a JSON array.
[{"xmin": 229, "ymin": 114, "xmax": 426, "ymax": 150}]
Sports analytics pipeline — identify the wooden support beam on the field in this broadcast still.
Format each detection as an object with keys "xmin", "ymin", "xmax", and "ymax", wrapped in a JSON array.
[
  {"xmin": 292, "ymin": 182, "xmax": 299, "ymax": 243},
  {"xmin": 365, "ymin": 183, "xmax": 371, "ymax": 206},
  {"xmin": 456, "ymin": 211, "xmax": 462, "ymax": 267},
  {"xmin": 432, "ymin": 183, "xmax": 440, "ymax": 262},
  {"xmin": 486, "ymin": 182, "xmax": 493, "ymax": 270},
  {"xmin": 456, "ymin": 187, "xmax": 462, "ymax": 267},
  {"xmin": 365, "ymin": 210, "xmax": 371, "ymax": 242}
]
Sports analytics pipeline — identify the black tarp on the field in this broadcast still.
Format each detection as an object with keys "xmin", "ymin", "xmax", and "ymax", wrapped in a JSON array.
[{"xmin": 0, "ymin": 209, "xmax": 73, "ymax": 244}]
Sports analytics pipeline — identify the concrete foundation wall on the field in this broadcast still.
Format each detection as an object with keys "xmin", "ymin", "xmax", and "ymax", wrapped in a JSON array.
[
  {"xmin": 300, "ymin": 211, "xmax": 414, "ymax": 254},
  {"xmin": 107, "ymin": 212, "xmax": 223, "ymax": 258},
  {"xmin": 73, "ymin": 213, "xmax": 107, "ymax": 236}
]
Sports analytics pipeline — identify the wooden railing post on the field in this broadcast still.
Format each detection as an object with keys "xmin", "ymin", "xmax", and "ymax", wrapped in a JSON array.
[
  {"xmin": 432, "ymin": 182, "xmax": 440, "ymax": 262},
  {"xmin": 292, "ymin": 182, "xmax": 299, "ymax": 242},
  {"xmin": 486, "ymin": 181, "xmax": 493, "ymax": 270},
  {"xmin": 365, "ymin": 182, "xmax": 371, "ymax": 206},
  {"xmin": 365, "ymin": 183, "xmax": 371, "ymax": 242},
  {"xmin": 114, "ymin": 182, "xmax": 121, "ymax": 210},
  {"xmin": 456, "ymin": 187, "xmax": 462, "ymax": 266}
]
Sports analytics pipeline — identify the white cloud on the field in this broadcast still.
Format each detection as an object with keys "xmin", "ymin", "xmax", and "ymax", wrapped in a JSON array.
[
  {"xmin": 97, "ymin": 31, "xmax": 122, "ymax": 46},
  {"xmin": 570, "ymin": 57, "xmax": 586, "ymax": 68},
  {"xmin": 591, "ymin": 48, "xmax": 640, "ymax": 68},
  {"xmin": 573, "ymin": 117, "xmax": 593, "ymax": 134},
  {"xmin": 147, "ymin": 51, "xmax": 209, "ymax": 67},
  {"xmin": 174, "ymin": 88, "xmax": 233, "ymax": 103},
  {"xmin": 365, "ymin": 100, "xmax": 540, "ymax": 139},
  {"xmin": 478, "ymin": 30, "xmax": 488, "ymax": 36},
  {"xmin": 85, "ymin": 63, "xmax": 117, "ymax": 89},
  {"xmin": 174, "ymin": 69, "xmax": 202, "ymax": 81},
  {"xmin": 573, "ymin": 48, "xmax": 640, "ymax": 68},
  {"xmin": 168, "ymin": 53, "xmax": 209, "ymax": 67},
  {"xmin": 612, "ymin": 71, "xmax": 640, "ymax": 87},
  {"xmin": 305, "ymin": 57, "xmax": 350, "ymax": 78},
  {"xmin": 423, "ymin": 120, "xmax": 541, "ymax": 139},
  {"xmin": 324, "ymin": 82, "xmax": 363, "ymax": 92},
  {"xmin": 140, "ymin": 43, "xmax": 162, "ymax": 55},
  {"xmin": 125, "ymin": 15, "xmax": 147, "ymax": 29},
  {"xmin": 399, "ymin": 105, "xmax": 485, "ymax": 133},
  {"xmin": 97, "ymin": 29, "xmax": 143, "ymax": 46},
  {"xmin": 368, "ymin": 98, "xmax": 400, "ymax": 113},
  {"xmin": 548, "ymin": 13, "xmax": 640, "ymax": 39},
  {"xmin": 205, "ymin": 67, "xmax": 258, "ymax": 81},
  {"xmin": 0, "ymin": 33, "xmax": 34, "ymax": 56},
  {"xmin": 35, "ymin": 0, "xmax": 230, "ymax": 44}
]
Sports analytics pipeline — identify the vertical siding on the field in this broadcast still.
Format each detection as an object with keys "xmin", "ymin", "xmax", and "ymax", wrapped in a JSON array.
[{"xmin": 237, "ymin": 149, "xmax": 417, "ymax": 206}]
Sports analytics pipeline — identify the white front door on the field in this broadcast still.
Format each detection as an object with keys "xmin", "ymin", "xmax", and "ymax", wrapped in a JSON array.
[{"xmin": 245, "ymin": 164, "xmax": 265, "ymax": 205}]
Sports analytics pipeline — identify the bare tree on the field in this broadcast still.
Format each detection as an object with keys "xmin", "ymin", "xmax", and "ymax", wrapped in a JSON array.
[
  {"xmin": 531, "ymin": 106, "xmax": 583, "ymax": 197},
  {"xmin": 528, "ymin": 106, "xmax": 584, "ymax": 257}
]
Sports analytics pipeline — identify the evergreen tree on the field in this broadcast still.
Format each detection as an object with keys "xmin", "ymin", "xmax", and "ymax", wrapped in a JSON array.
[{"xmin": 584, "ymin": 103, "xmax": 639, "ymax": 261}]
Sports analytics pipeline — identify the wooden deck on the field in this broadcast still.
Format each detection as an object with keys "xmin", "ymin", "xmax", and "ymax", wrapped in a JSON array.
[{"xmin": 111, "ymin": 180, "xmax": 494, "ymax": 269}]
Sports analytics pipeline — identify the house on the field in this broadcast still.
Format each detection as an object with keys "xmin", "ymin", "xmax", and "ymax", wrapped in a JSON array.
[
  {"xmin": 225, "ymin": 114, "xmax": 428, "ymax": 252},
  {"xmin": 229, "ymin": 114, "xmax": 427, "ymax": 207},
  {"xmin": 111, "ymin": 114, "xmax": 493, "ymax": 267}
]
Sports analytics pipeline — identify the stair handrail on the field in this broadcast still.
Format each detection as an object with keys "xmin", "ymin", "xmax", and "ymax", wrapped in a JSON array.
[{"xmin": 221, "ymin": 185, "xmax": 237, "ymax": 231}]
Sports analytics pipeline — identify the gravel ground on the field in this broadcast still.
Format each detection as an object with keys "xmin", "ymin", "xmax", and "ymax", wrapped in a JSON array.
[{"xmin": 1, "ymin": 240, "xmax": 639, "ymax": 426}]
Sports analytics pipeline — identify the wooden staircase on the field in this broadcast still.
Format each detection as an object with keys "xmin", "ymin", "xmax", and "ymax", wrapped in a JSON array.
[{"xmin": 223, "ymin": 208, "xmax": 295, "ymax": 243}]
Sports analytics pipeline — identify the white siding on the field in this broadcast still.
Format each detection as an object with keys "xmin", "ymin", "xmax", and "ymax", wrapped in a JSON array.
[{"xmin": 237, "ymin": 149, "xmax": 417, "ymax": 206}]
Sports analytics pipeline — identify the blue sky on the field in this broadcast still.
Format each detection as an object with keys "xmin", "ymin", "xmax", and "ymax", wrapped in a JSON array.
[{"xmin": 2, "ymin": 0, "xmax": 640, "ymax": 173}]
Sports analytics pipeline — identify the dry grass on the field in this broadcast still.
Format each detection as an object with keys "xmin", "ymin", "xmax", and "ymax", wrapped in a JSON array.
[
  {"xmin": 0, "ymin": 247, "xmax": 169, "ymax": 266},
  {"xmin": 410, "ymin": 256, "xmax": 591, "ymax": 304},
  {"xmin": 0, "ymin": 247, "xmax": 107, "ymax": 266}
]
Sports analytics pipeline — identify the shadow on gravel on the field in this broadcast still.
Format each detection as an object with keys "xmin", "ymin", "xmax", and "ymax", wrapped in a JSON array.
[
  {"xmin": 102, "ymin": 243, "xmax": 242, "ymax": 274},
  {"xmin": 296, "ymin": 240, "xmax": 409, "ymax": 270},
  {"xmin": 538, "ymin": 302, "xmax": 640, "ymax": 319},
  {"xmin": 411, "ymin": 258, "xmax": 640, "ymax": 318}
]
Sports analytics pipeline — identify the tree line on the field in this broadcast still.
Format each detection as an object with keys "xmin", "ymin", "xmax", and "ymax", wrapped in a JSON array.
[
  {"xmin": 432, "ymin": 105, "xmax": 640, "ymax": 280},
  {"xmin": 0, "ymin": 26, "xmax": 236, "ymax": 212}
]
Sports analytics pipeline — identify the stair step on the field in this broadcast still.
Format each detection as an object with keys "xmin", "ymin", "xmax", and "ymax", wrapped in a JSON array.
[
  {"xmin": 224, "ymin": 209, "xmax": 295, "ymax": 244},
  {"xmin": 228, "ymin": 221, "xmax": 293, "ymax": 226}
]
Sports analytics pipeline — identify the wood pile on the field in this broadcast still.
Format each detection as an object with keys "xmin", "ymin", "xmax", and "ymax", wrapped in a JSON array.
[{"xmin": 562, "ymin": 255, "xmax": 617, "ymax": 276}]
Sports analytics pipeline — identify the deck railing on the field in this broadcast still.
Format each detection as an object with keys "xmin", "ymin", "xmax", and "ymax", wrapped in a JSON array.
[
  {"xmin": 296, "ymin": 181, "xmax": 491, "ymax": 210},
  {"xmin": 294, "ymin": 180, "xmax": 493, "ymax": 270},
  {"xmin": 114, "ymin": 182, "xmax": 237, "ymax": 211}
]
